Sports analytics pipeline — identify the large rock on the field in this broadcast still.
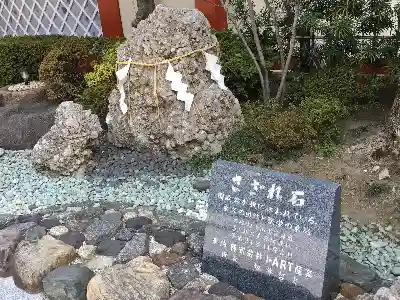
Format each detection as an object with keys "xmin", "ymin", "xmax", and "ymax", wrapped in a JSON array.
[
  {"xmin": 0, "ymin": 227, "xmax": 21, "ymax": 277},
  {"xmin": 12, "ymin": 235, "xmax": 77, "ymax": 293},
  {"xmin": 0, "ymin": 83, "xmax": 47, "ymax": 107},
  {"xmin": 86, "ymin": 256, "xmax": 170, "ymax": 300},
  {"xmin": 0, "ymin": 102, "xmax": 56, "ymax": 150},
  {"xmin": 169, "ymin": 289, "xmax": 240, "ymax": 300},
  {"xmin": 31, "ymin": 101, "xmax": 102, "ymax": 175},
  {"xmin": 42, "ymin": 265, "xmax": 94, "ymax": 300},
  {"xmin": 106, "ymin": 5, "xmax": 243, "ymax": 159}
]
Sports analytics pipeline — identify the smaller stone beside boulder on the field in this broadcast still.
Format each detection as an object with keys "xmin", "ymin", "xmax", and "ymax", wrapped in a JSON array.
[
  {"xmin": 154, "ymin": 230, "xmax": 185, "ymax": 247},
  {"xmin": 96, "ymin": 240, "xmax": 126, "ymax": 257},
  {"xmin": 25, "ymin": 226, "xmax": 46, "ymax": 242},
  {"xmin": 12, "ymin": 235, "xmax": 77, "ymax": 293},
  {"xmin": 208, "ymin": 282, "xmax": 245, "ymax": 300},
  {"xmin": 42, "ymin": 265, "xmax": 94, "ymax": 300},
  {"xmin": 166, "ymin": 258, "xmax": 201, "ymax": 289},
  {"xmin": 58, "ymin": 232, "xmax": 86, "ymax": 249},
  {"xmin": 115, "ymin": 233, "xmax": 149, "ymax": 263},
  {"xmin": 86, "ymin": 256, "xmax": 170, "ymax": 300},
  {"xmin": 86, "ymin": 255, "xmax": 113, "ymax": 273},
  {"xmin": 31, "ymin": 101, "xmax": 102, "ymax": 175},
  {"xmin": 169, "ymin": 288, "xmax": 240, "ymax": 300},
  {"xmin": 183, "ymin": 273, "xmax": 219, "ymax": 292},
  {"xmin": 84, "ymin": 218, "xmax": 122, "ymax": 245},
  {"xmin": 0, "ymin": 227, "xmax": 21, "ymax": 277},
  {"xmin": 340, "ymin": 283, "xmax": 368, "ymax": 299}
]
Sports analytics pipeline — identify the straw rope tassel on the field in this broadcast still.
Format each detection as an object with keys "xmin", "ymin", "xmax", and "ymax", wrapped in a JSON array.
[
  {"xmin": 153, "ymin": 66, "xmax": 160, "ymax": 120},
  {"xmin": 115, "ymin": 43, "xmax": 218, "ymax": 121}
]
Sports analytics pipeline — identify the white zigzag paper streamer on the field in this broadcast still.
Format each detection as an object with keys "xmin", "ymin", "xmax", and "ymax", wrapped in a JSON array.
[
  {"xmin": 204, "ymin": 52, "xmax": 228, "ymax": 91},
  {"xmin": 166, "ymin": 63, "xmax": 194, "ymax": 112},
  {"xmin": 116, "ymin": 58, "xmax": 132, "ymax": 115}
]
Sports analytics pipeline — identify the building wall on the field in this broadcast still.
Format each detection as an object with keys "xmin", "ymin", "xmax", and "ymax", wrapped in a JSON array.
[{"xmin": 119, "ymin": 0, "xmax": 400, "ymax": 37}]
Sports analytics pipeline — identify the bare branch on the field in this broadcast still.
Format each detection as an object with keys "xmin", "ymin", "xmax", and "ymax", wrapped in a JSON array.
[
  {"xmin": 276, "ymin": 2, "xmax": 300, "ymax": 101},
  {"xmin": 264, "ymin": 0, "xmax": 285, "ymax": 71},
  {"xmin": 246, "ymin": 0, "xmax": 271, "ymax": 102}
]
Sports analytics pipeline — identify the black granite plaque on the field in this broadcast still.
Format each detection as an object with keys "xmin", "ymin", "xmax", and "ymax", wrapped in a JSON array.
[{"xmin": 202, "ymin": 160, "xmax": 340, "ymax": 300}]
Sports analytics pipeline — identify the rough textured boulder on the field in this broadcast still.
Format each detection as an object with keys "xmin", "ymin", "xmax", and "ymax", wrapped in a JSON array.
[
  {"xmin": 31, "ymin": 101, "xmax": 102, "ymax": 175},
  {"xmin": 86, "ymin": 256, "xmax": 170, "ymax": 300},
  {"xmin": 107, "ymin": 5, "xmax": 243, "ymax": 159},
  {"xmin": 42, "ymin": 265, "xmax": 94, "ymax": 300},
  {"xmin": 12, "ymin": 235, "xmax": 77, "ymax": 293},
  {"xmin": 0, "ymin": 102, "xmax": 56, "ymax": 150}
]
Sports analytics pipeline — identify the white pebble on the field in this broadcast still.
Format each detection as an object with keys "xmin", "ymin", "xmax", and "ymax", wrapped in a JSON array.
[
  {"xmin": 49, "ymin": 225, "xmax": 69, "ymax": 237},
  {"xmin": 123, "ymin": 211, "xmax": 137, "ymax": 222},
  {"xmin": 78, "ymin": 244, "xmax": 97, "ymax": 260},
  {"xmin": 149, "ymin": 237, "xmax": 167, "ymax": 257},
  {"xmin": 86, "ymin": 255, "xmax": 114, "ymax": 272}
]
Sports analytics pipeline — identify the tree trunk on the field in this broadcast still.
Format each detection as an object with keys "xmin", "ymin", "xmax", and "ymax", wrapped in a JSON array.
[
  {"xmin": 220, "ymin": 0, "xmax": 268, "ymax": 103},
  {"xmin": 276, "ymin": 2, "xmax": 300, "ymax": 102},
  {"xmin": 132, "ymin": 0, "xmax": 155, "ymax": 28},
  {"xmin": 264, "ymin": 0, "xmax": 285, "ymax": 71},
  {"xmin": 246, "ymin": 0, "xmax": 271, "ymax": 104},
  {"xmin": 387, "ymin": 93, "xmax": 400, "ymax": 141}
]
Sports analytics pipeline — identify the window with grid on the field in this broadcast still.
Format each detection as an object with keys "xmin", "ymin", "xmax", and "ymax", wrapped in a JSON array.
[{"xmin": 0, "ymin": 0, "xmax": 102, "ymax": 37}]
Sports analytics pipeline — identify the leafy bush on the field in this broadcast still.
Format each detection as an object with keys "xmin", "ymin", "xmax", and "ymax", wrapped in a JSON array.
[
  {"xmin": 299, "ymin": 95, "xmax": 349, "ymax": 155},
  {"xmin": 302, "ymin": 65, "xmax": 395, "ymax": 105},
  {"xmin": 81, "ymin": 42, "xmax": 121, "ymax": 120},
  {"xmin": 214, "ymin": 29, "xmax": 261, "ymax": 101},
  {"xmin": 0, "ymin": 36, "xmax": 65, "ymax": 87},
  {"xmin": 255, "ymin": 108, "xmax": 317, "ymax": 152},
  {"xmin": 303, "ymin": 66, "xmax": 358, "ymax": 103},
  {"xmin": 39, "ymin": 37, "xmax": 119, "ymax": 104},
  {"xmin": 299, "ymin": 95, "xmax": 349, "ymax": 139}
]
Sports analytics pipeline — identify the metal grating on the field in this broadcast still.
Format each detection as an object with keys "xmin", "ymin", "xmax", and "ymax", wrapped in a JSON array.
[{"xmin": 0, "ymin": 0, "xmax": 103, "ymax": 37}]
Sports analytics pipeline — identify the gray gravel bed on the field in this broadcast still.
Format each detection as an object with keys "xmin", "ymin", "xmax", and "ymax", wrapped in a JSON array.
[
  {"xmin": 1, "ymin": 148, "xmax": 399, "ymax": 282},
  {"xmin": 0, "ymin": 149, "xmax": 208, "ymax": 220},
  {"xmin": 341, "ymin": 215, "xmax": 400, "ymax": 281}
]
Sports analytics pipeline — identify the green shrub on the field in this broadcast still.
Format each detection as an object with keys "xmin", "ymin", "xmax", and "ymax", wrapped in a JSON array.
[
  {"xmin": 303, "ymin": 66, "xmax": 358, "ymax": 103},
  {"xmin": 249, "ymin": 106, "xmax": 317, "ymax": 152},
  {"xmin": 214, "ymin": 29, "xmax": 261, "ymax": 101},
  {"xmin": 303, "ymin": 65, "xmax": 396, "ymax": 105},
  {"xmin": 80, "ymin": 42, "xmax": 121, "ymax": 120},
  {"xmin": 39, "ymin": 37, "xmax": 114, "ymax": 103},
  {"xmin": 299, "ymin": 95, "xmax": 349, "ymax": 156},
  {"xmin": 299, "ymin": 95, "xmax": 349, "ymax": 139},
  {"xmin": 0, "ymin": 35, "xmax": 65, "ymax": 87}
]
